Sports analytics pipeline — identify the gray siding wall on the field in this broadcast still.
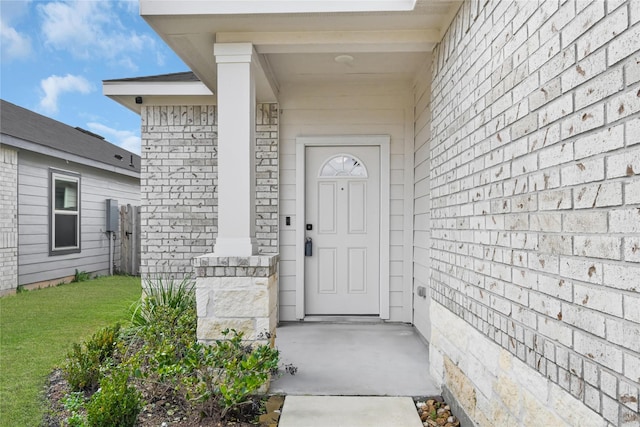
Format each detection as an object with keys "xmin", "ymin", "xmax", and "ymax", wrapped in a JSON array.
[
  {"xmin": 17, "ymin": 150, "xmax": 140, "ymax": 285},
  {"xmin": 429, "ymin": 0, "xmax": 640, "ymax": 425},
  {"xmin": 0, "ymin": 146, "xmax": 18, "ymax": 293},
  {"xmin": 140, "ymin": 104, "xmax": 278, "ymax": 280}
]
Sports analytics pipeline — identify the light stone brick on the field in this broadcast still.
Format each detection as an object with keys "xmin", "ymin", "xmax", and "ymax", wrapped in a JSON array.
[
  {"xmin": 536, "ymin": 274, "xmax": 573, "ymax": 302},
  {"xmin": 577, "ymin": 4, "xmax": 628, "ymax": 60},
  {"xmin": 606, "ymin": 86, "xmax": 640, "ymax": 123},
  {"xmin": 575, "ymin": 68, "xmax": 624, "ymax": 110},
  {"xmin": 627, "ymin": 116, "xmax": 640, "ymax": 147},
  {"xmin": 560, "ymin": 257, "xmax": 603, "ymax": 284},
  {"xmin": 562, "ymin": 304, "xmax": 605, "ymax": 337},
  {"xmin": 560, "ymin": 158, "xmax": 604, "ymax": 186},
  {"xmin": 624, "ymin": 352, "xmax": 640, "ymax": 384},
  {"xmin": 550, "ymin": 382, "xmax": 609, "ymax": 427},
  {"xmin": 610, "ymin": 208, "xmax": 640, "ymax": 233},
  {"xmin": 574, "ymin": 124, "xmax": 624, "ymax": 159},
  {"xmin": 529, "ymin": 78, "xmax": 561, "ymax": 111},
  {"xmin": 573, "ymin": 235, "xmax": 621, "ymax": 260},
  {"xmin": 538, "ymin": 93, "xmax": 574, "ymax": 127},
  {"xmin": 561, "ymin": 0, "xmax": 605, "ymax": 47},
  {"xmin": 608, "ymin": 23, "xmax": 640, "ymax": 66},
  {"xmin": 537, "ymin": 315, "xmax": 572, "ymax": 347},
  {"xmin": 574, "ymin": 282, "xmax": 623, "ymax": 317},
  {"xmin": 622, "ymin": 237, "xmax": 640, "ymax": 263},
  {"xmin": 625, "ymin": 54, "xmax": 640, "ymax": 86},
  {"xmin": 197, "ymin": 318, "xmax": 256, "ymax": 342},
  {"xmin": 539, "ymin": 188, "xmax": 573, "ymax": 210},
  {"xmin": 574, "ymin": 330, "xmax": 623, "ymax": 372},
  {"xmin": 561, "ymin": 104, "xmax": 605, "ymax": 138},
  {"xmin": 563, "ymin": 210, "xmax": 608, "ymax": 233},
  {"xmin": 603, "ymin": 264, "xmax": 640, "ymax": 292},
  {"xmin": 430, "ymin": 1, "xmax": 638, "ymax": 425},
  {"xmin": 561, "ymin": 50, "xmax": 607, "ymax": 93},
  {"xmin": 602, "ymin": 393, "xmax": 619, "ymax": 424},
  {"xmin": 539, "ymin": 141, "xmax": 574, "ymax": 169}
]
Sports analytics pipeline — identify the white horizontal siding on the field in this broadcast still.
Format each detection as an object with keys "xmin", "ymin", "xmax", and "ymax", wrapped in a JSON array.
[
  {"xmin": 278, "ymin": 81, "xmax": 414, "ymax": 322},
  {"xmin": 17, "ymin": 151, "xmax": 139, "ymax": 285},
  {"xmin": 412, "ymin": 57, "xmax": 432, "ymax": 341}
]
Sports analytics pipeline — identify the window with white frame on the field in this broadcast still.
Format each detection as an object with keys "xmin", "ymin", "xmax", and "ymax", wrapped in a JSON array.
[{"xmin": 50, "ymin": 170, "xmax": 80, "ymax": 254}]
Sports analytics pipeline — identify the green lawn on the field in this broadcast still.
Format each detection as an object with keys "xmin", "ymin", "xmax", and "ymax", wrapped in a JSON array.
[{"xmin": 0, "ymin": 276, "xmax": 141, "ymax": 426}]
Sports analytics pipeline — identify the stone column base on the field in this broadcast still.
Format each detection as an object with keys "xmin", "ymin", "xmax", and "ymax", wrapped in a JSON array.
[{"xmin": 193, "ymin": 254, "xmax": 278, "ymax": 347}]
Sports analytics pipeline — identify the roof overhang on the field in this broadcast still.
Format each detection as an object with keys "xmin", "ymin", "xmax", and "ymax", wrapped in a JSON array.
[
  {"xmin": 103, "ymin": 80, "xmax": 214, "ymax": 113},
  {"xmin": 1, "ymin": 133, "xmax": 140, "ymax": 179},
  {"xmin": 140, "ymin": 1, "xmax": 419, "ymax": 15},
  {"xmin": 105, "ymin": 0, "xmax": 461, "ymax": 113}
]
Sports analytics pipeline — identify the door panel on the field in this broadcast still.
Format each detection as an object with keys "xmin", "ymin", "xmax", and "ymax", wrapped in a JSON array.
[
  {"xmin": 347, "ymin": 248, "xmax": 367, "ymax": 293},
  {"xmin": 317, "ymin": 248, "xmax": 337, "ymax": 294},
  {"xmin": 348, "ymin": 181, "xmax": 367, "ymax": 234},
  {"xmin": 318, "ymin": 182, "xmax": 337, "ymax": 234},
  {"xmin": 305, "ymin": 145, "xmax": 380, "ymax": 315}
]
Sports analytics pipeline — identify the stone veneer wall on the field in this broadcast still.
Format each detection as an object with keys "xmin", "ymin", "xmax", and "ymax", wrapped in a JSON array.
[
  {"xmin": 429, "ymin": 1, "xmax": 639, "ymax": 426},
  {"xmin": 193, "ymin": 254, "xmax": 278, "ymax": 346},
  {"xmin": 140, "ymin": 104, "xmax": 278, "ymax": 279},
  {"xmin": 0, "ymin": 146, "xmax": 18, "ymax": 294}
]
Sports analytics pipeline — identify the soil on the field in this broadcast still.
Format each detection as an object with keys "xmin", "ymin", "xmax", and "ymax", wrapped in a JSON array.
[
  {"xmin": 43, "ymin": 369, "xmax": 282, "ymax": 427},
  {"xmin": 44, "ymin": 370, "xmax": 455, "ymax": 427}
]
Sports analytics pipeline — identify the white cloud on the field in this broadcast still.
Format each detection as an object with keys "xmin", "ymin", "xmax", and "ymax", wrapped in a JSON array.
[
  {"xmin": 39, "ymin": 74, "xmax": 94, "ymax": 114},
  {"xmin": 86, "ymin": 122, "xmax": 141, "ymax": 155},
  {"xmin": 0, "ymin": 19, "xmax": 32, "ymax": 61},
  {"xmin": 38, "ymin": 0, "xmax": 157, "ymax": 68}
]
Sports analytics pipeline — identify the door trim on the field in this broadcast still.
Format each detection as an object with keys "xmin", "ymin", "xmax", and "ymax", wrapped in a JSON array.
[{"xmin": 295, "ymin": 135, "xmax": 390, "ymax": 320}]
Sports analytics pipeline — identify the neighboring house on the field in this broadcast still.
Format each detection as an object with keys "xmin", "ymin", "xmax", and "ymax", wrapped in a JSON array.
[
  {"xmin": 0, "ymin": 100, "xmax": 141, "ymax": 294},
  {"xmin": 104, "ymin": 1, "xmax": 639, "ymax": 426}
]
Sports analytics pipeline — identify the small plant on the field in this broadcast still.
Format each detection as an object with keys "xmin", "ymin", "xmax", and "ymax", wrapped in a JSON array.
[
  {"xmin": 179, "ymin": 329, "xmax": 279, "ymax": 419},
  {"xmin": 62, "ymin": 392, "xmax": 86, "ymax": 427},
  {"xmin": 15, "ymin": 284, "xmax": 27, "ymax": 294},
  {"xmin": 63, "ymin": 325, "xmax": 121, "ymax": 393},
  {"xmin": 72, "ymin": 269, "xmax": 91, "ymax": 283},
  {"xmin": 86, "ymin": 369, "xmax": 141, "ymax": 427},
  {"xmin": 63, "ymin": 343, "xmax": 101, "ymax": 393},
  {"xmin": 130, "ymin": 275, "xmax": 195, "ymax": 327}
]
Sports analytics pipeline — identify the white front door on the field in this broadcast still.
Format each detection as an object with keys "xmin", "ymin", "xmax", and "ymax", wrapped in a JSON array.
[{"xmin": 305, "ymin": 145, "xmax": 380, "ymax": 315}]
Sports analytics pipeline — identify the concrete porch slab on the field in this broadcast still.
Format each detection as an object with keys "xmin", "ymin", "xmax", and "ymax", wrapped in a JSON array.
[
  {"xmin": 278, "ymin": 396, "xmax": 423, "ymax": 427},
  {"xmin": 270, "ymin": 322, "xmax": 440, "ymax": 396}
]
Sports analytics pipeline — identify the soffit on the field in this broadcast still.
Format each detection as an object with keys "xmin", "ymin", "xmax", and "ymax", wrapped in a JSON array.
[{"xmin": 140, "ymin": 0, "xmax": 461, "ymax": 99}]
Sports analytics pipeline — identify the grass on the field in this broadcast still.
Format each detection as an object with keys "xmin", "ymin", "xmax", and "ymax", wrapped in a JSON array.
[{"xmin": 0, "ymin": 276, "xmax": 141, "ymax": 427}]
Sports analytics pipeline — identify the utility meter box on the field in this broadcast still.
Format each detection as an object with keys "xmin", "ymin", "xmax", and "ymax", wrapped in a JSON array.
[{"xmin": 106, "ymin": 199, "xmax": 119, "ymax": 232}]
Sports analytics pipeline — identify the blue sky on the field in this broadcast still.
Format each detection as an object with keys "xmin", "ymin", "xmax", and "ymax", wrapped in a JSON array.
[{"xmin": 1, "ymin": 0, "xmax": 188, "ymax": 154}]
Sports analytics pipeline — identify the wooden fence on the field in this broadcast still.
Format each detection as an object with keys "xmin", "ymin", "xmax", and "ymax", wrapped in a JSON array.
[{"xmin": 119, "ymin": 205, "xmax": 141, "ymax": 276}]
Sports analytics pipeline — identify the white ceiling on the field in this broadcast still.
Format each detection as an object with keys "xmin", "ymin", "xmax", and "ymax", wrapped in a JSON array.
[{"xmin": 139, "ymin": 0, "xmax": 461, "ymax": 100}]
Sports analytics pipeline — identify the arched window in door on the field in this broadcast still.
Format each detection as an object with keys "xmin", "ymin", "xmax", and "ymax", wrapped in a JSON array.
[{"xmin": 319, "ymin": 154, "xmax": 368, "ymax": 177}]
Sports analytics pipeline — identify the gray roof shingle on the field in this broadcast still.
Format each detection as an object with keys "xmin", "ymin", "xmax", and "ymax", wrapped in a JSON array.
[
  {"xmin": 0, "ymin": 99, "xmax": 140, "ymax": 174},
  {"xmin": 103, "ymin": 71, "xmax": 198, "ymax": 83}
]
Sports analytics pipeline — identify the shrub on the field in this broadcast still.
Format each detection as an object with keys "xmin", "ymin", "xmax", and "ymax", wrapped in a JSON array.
[
  {"xmin": 85, "ymin": 369, "xmax": 141, "ymax": 427},
  {"xmin": 179, "ymin": 329, "xmax": 279, "ymax": 419},
  {"xmin": 63, "ymin": 325, "xmax": 121, "ymax": 393}
]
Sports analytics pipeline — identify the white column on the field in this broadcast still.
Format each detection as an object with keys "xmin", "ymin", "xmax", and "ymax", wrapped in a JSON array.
[{"xmin": 213, "ymin": 43, "xmax": 258, "ymax": 256}]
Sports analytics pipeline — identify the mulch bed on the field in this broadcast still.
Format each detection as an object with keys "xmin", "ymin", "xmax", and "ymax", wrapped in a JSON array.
[
  {"xmin": 44, "ymin": 369, "xmax": 457, "ymax": 427},
  {"xmin": 42, "ymin": 369, "xmax": 283, "ymax": 427}
]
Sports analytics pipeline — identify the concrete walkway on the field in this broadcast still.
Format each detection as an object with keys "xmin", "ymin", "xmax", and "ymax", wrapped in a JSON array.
[
  {"xmin": 270, "ymin": 322, "xmax": 439, "ymax": 396},
  {"xmin": 278, "ymin": 396, "xmax": 423, "ymax": 427}
]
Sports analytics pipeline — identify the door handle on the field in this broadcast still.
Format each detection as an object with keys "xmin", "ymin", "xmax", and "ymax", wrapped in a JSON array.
[{"xmin": 305, "ymin": 237, "xmax": 313, "ymax": 256}]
